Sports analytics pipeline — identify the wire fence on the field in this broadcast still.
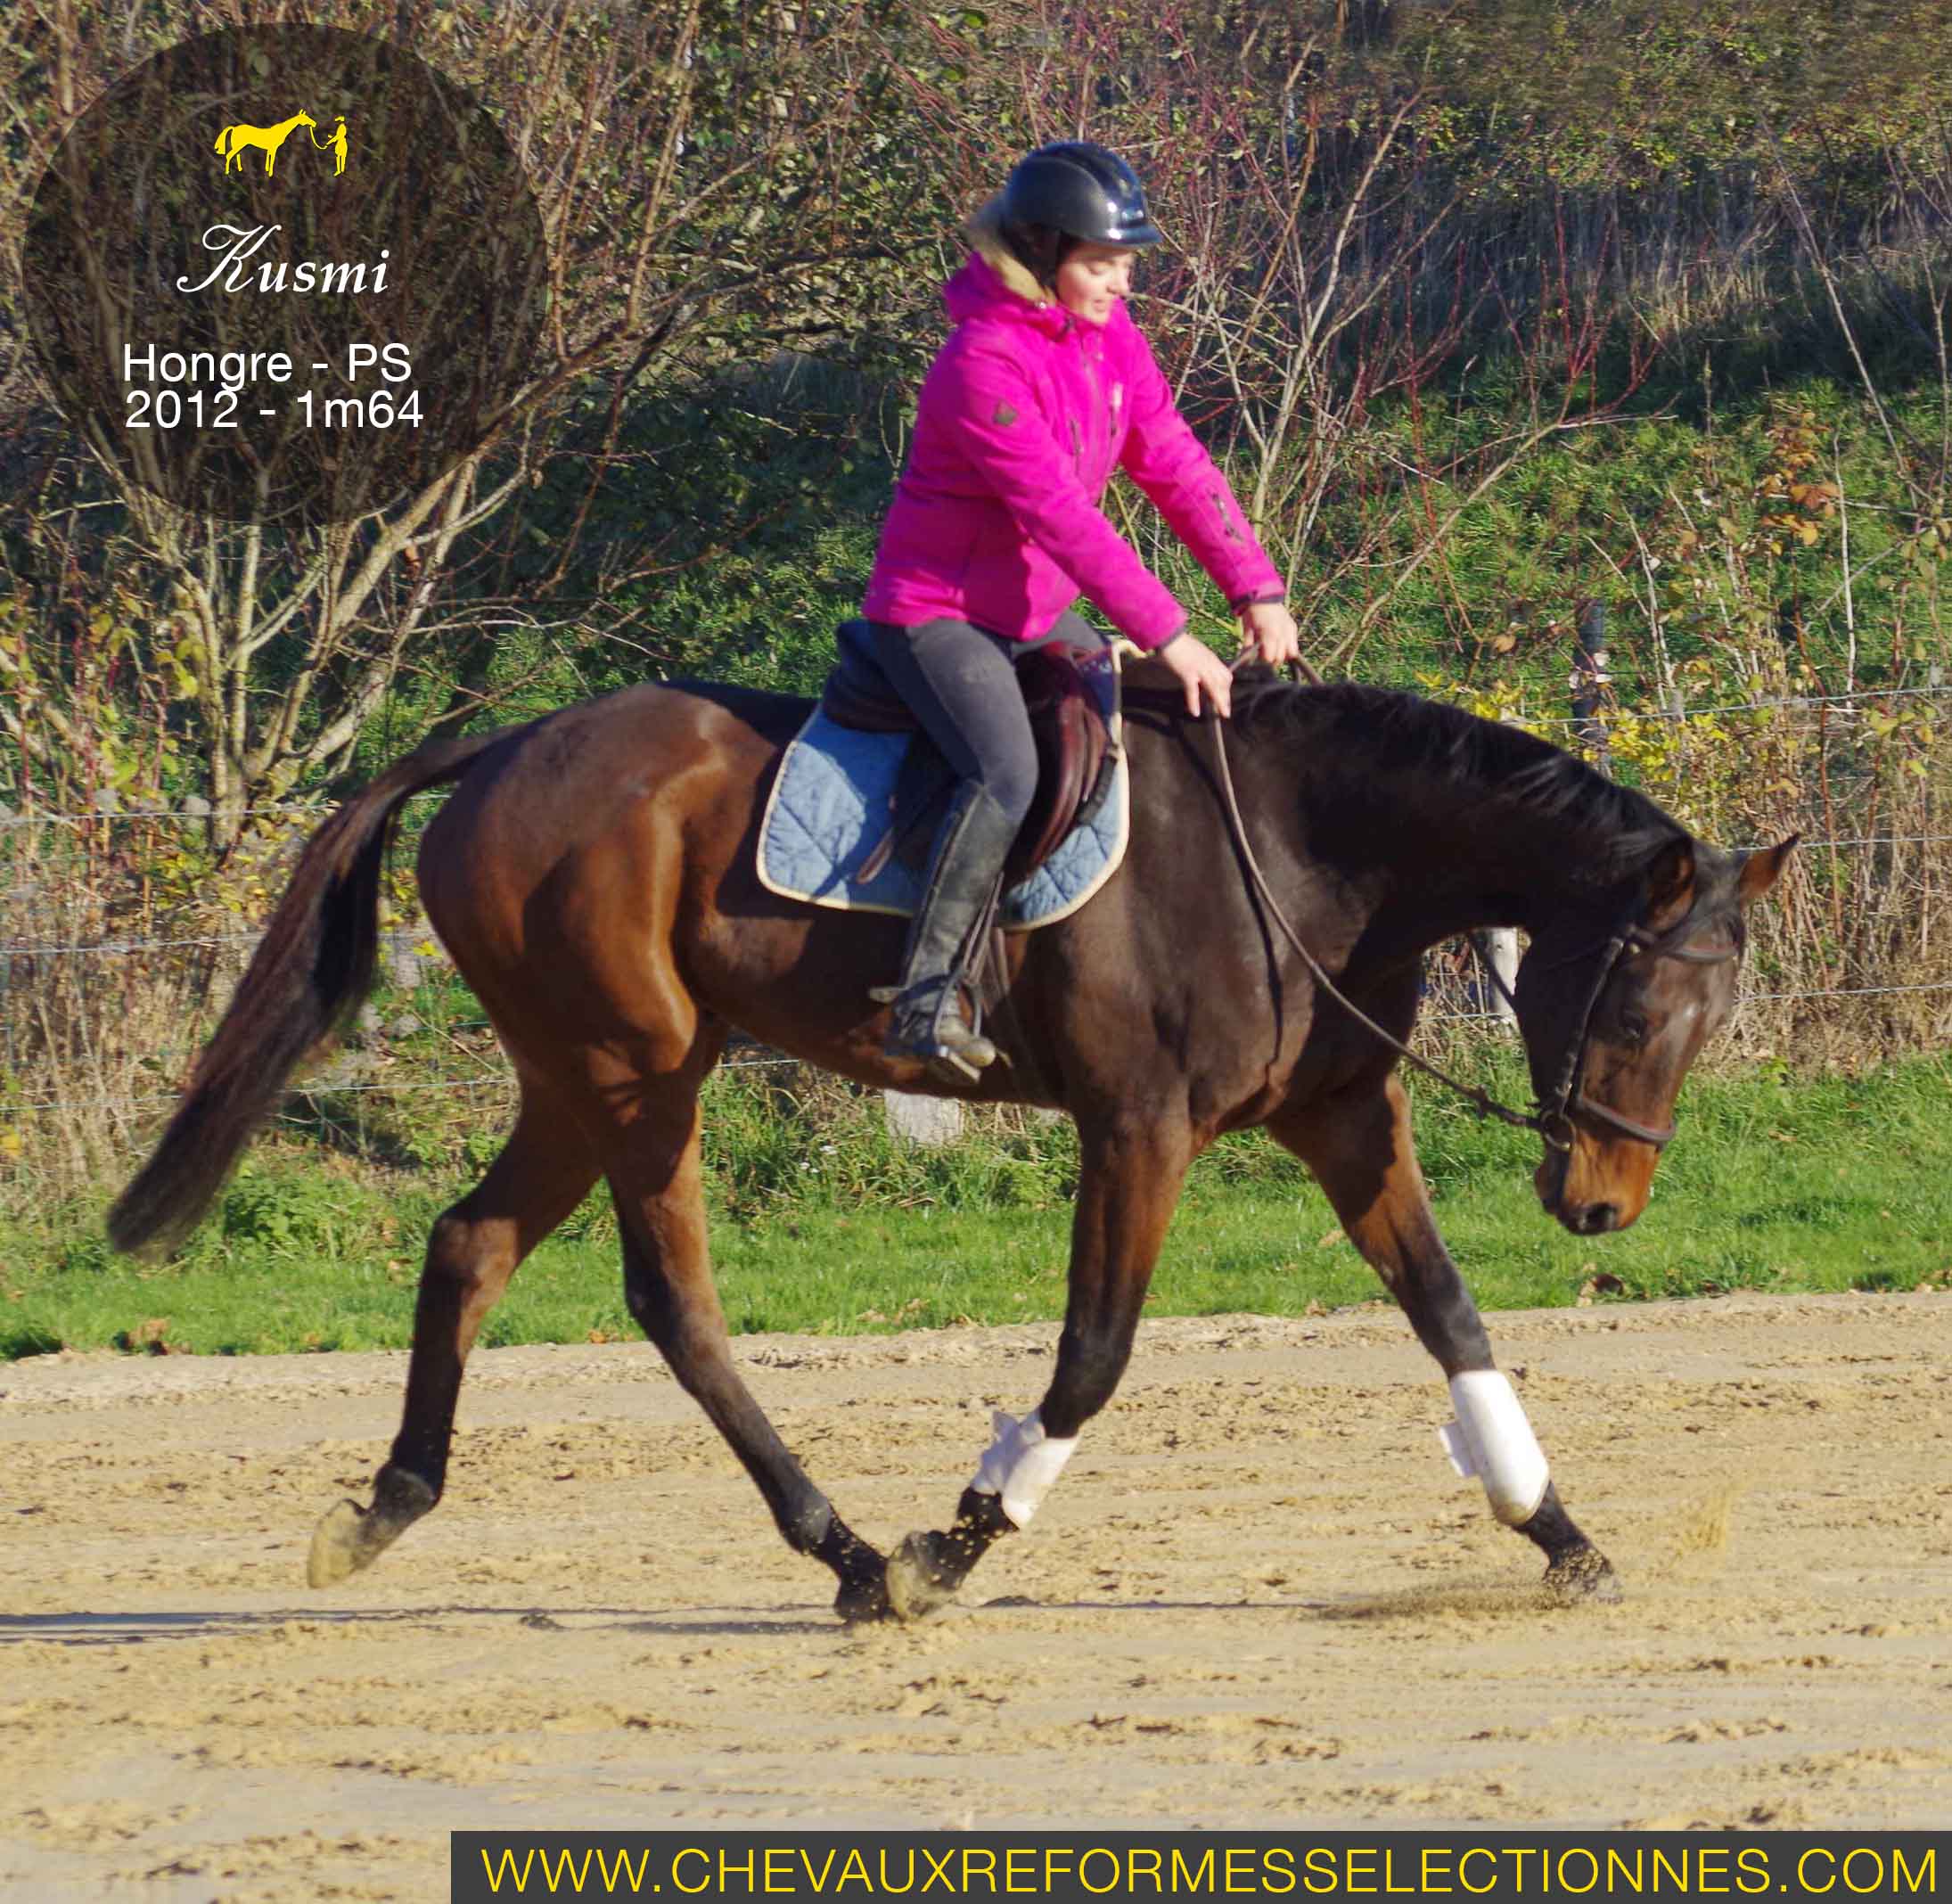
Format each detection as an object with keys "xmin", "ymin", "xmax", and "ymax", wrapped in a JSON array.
[
  {"xmin": 2, "ymin": 683, "xmax": 1948, "ymax": 833},
  {"xmin": 3, "ymin": 685, "xmax": 1947, "ymax": 1180}
]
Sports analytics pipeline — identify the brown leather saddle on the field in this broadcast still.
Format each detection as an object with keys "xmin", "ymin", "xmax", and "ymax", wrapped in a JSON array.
[{"xmin": 819, "ymin": 620, "xmax": 1120, "ymax": 888}]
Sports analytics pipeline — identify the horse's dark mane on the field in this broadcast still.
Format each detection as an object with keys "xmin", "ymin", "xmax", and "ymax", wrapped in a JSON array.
[{"xmin": 1232, "ymin": 674, "xmax": 1689, "ymax": 881}]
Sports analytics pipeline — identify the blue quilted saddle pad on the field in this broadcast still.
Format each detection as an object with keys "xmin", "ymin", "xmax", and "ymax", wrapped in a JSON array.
[{"xmin": 756, "ymin": 711, "xmax": 1129, "ymax": 931}]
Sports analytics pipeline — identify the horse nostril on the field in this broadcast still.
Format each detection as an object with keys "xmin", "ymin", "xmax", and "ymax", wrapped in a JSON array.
[{"xmin": 1580, "ymin": 1202, "xmax": 1620, "ymax": 1235}]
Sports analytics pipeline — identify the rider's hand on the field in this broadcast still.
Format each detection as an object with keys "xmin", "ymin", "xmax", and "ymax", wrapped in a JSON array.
[
  {"xmin": 1237, "ymin": 599, "xmax": 1302, "ymax": 671},
  {"xmin": 1157, "ymin": 632, "xmax": 1233, "ymax": 718}
]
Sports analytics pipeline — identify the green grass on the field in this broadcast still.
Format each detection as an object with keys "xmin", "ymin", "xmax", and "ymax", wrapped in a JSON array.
[{"xmin": 3, "ymin": 1056, "xmax": 1947, "ymax": 1359}]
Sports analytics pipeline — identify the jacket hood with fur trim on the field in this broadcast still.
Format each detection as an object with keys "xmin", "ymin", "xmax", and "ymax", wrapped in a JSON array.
[
  {"xmin": 963, "ymin": 197, "xmax": 1051, "ymax": 304},
  {"xmin": 939, "ymin": 200, "xmax": 1073, "ymax": 339}
]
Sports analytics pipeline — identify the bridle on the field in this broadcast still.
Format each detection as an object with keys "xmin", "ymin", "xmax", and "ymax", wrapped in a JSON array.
[
  {"xmin": 1201, "ymin": 696, "xmax": 1739, "ymax": 1157},
  {"xmin": 1480, "ymin": 915, "xmax": 1740, "ymax": 1154}
]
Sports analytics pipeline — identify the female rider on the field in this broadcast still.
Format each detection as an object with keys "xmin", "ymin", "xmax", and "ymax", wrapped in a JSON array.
[{"xmin": 862, "ymin": 140, "xmax": 1303, "ymax": 1086}]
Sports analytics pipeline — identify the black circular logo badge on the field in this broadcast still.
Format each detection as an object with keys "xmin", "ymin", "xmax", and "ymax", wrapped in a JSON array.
[{"xmin": 22, "ymin": 25, "xmax": 547, "ymax": 527}]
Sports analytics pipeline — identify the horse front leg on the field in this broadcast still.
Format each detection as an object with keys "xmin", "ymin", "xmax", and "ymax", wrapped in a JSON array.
[
  {"xmin": 1269, "ymin": 1073, "xmax": 1618, "ymax": 1601},
  {"xmin": 885, "ymin": 1114, "xmax": 1193, "ymax": 1620}
]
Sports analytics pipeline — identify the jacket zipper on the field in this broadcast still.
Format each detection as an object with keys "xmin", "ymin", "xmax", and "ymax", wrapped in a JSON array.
[{"xmin": 1079, "ymin": 345, "xmax": 1101, "ymax": 482}]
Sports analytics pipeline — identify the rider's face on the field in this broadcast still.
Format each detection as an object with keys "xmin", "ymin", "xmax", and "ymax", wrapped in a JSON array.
[{"xmin": 1054, "ymin": 243, "xmax": 1136, "ymax": 327}]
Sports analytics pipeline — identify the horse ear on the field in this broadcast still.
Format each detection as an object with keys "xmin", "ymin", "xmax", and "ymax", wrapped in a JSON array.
[
  {"xmin": 1644, "ymin": 836, "xmax": 1696, "ymax": 929},
  {"xmin": 1737, "ymin": 833, "xmax": 1798, "ymax": 907}
]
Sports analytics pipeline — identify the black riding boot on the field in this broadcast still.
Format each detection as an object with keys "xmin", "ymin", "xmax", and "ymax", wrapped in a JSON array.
[{"xmin": 872, "ymin": 782, "xmax": 1018, "ymax": 1087}]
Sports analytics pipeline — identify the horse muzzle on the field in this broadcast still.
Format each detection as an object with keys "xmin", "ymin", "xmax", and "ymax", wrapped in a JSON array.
[
  {"xmin": 1559, "ymin": 1197, "xmax": 1627, "ymax": 1236},
  {"xmin": 1534, "ymin": 1146, "xmax": 1649, "ymax": 1235}
]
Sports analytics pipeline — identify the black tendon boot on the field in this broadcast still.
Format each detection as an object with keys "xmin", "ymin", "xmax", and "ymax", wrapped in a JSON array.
[{"xmin": 872, "ymin": 782, "xmax": 1018, "ymax": 1087}]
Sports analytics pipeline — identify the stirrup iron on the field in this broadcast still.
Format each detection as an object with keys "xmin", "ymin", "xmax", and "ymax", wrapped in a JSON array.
[{"xmin": 874, "ymin": 976, "xmax": 998, "ymax": 1085}]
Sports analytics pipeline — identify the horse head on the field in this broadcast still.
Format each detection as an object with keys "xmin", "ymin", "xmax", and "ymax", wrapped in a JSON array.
[{"xmin": 1513, "ymin": 833, "xmax": 1797, "ymax": 1235}]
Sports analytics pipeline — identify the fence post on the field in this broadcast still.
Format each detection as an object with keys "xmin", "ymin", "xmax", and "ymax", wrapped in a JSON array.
[
  {"xmin": 884, "ymin": 1090, "xmax": 964, "ymax": 1147},
  {"xmin": 381, "ymin": 923, "xmax": 424, "ymax": 994},
  {"xmin": 1482, "ymin": 927, "xmax": 1520, "ymax": 1030},
  {"xmin": 1474, "ymin": 599, "xmax": 1610, "ymax": 1036},
  {"xmin": 1571, "ymin": 599, "xmax": 1612, "ymax": 769}
]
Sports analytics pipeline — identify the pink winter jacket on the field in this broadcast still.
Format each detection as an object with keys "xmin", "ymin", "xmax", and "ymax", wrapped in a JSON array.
[{"xmin": 862, "ymin": 230, "xmax": 1284, "ymax": 651}]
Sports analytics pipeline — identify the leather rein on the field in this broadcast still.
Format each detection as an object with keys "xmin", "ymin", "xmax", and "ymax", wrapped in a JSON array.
[{"xmin": 1200, "ymin": 661, "xmax": 1738, "ymax": 1155}]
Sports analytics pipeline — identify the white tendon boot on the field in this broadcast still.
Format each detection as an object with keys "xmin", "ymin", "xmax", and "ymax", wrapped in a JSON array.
[
  {"xmin": 971, "ymin": 1407, "xmax": 1079, "ymax": 1529},
  {"xmin": 1438, "ymin": 1369, "xmax": 1549, "ymax": 1526}
]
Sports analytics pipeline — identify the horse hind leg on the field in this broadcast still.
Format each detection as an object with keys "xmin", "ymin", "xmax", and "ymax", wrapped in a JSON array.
[
  {"xmin": 603, "ymin": 1071, "xmax": 890, "ymax": 1623},
  {"xmin": 1268, "ymin": 1075, "xmax": 1618, "ymax": 1602},
  {"xmin": 308, "ymin": 1088, "xmax": 598, "ymax": 1587}
]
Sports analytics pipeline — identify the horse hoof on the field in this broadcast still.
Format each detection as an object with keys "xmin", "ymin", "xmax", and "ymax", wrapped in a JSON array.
[
  {"xmin": 307, "ymin": 1498, "xmax": 374, "ymax": 1588},
  {"xmin": 834, "ymin": 1566, "xmax": 892, "ymax": 1625},
  {"xmin": 1543, "ymin": 1546, "xmax": 1620, "ymax": 1604},
  {"xmin": 884, "ymin": 1531, "xmax": 960, "ymax": 1622},
  {"xmin": 306, "ymin": 1468, "xmax": 436, "ymax": 1588}
]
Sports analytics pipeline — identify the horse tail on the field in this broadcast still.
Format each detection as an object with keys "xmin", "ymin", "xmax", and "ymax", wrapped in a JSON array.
[
  {"xmin": 213, "ymin": 127, "xmax": 229, "ymax": 154},
  {"xmin": 107, "ymin": 723, "xmax": 524, "ymax": 1259}
]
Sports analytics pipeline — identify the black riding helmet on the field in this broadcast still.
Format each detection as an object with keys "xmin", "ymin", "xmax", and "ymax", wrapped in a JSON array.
[{"xmin": 997, "ymin": 141, "xmax": 1161, "ymax": 289}]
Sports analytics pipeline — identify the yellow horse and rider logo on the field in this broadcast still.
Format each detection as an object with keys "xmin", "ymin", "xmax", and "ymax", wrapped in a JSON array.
[{"xmin": 213, "ymin": 110, "xmax": 349, "ymax": 176}]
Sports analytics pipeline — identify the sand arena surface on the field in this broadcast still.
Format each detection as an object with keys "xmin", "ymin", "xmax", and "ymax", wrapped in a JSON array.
[{"xmin": 4, "ymin": 1290, "xmax": 1951, "ymax": 1900}]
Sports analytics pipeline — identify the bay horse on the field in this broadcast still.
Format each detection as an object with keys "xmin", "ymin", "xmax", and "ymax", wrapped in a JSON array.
[{"xmin": 108, "ymin": 664, "xmax": 1792, "ymax": 1622}]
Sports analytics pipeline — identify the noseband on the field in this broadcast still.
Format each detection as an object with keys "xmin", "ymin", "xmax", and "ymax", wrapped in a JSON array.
[{"xmin": 1202, "ymin": 708, "xmax": 1738, "ymax": 1156}]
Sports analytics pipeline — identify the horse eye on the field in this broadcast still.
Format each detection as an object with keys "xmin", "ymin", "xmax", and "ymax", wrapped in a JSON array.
[{"xmin": 1619, "ymin": 1012, "xmax": 1651, "ymax": 1046}]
